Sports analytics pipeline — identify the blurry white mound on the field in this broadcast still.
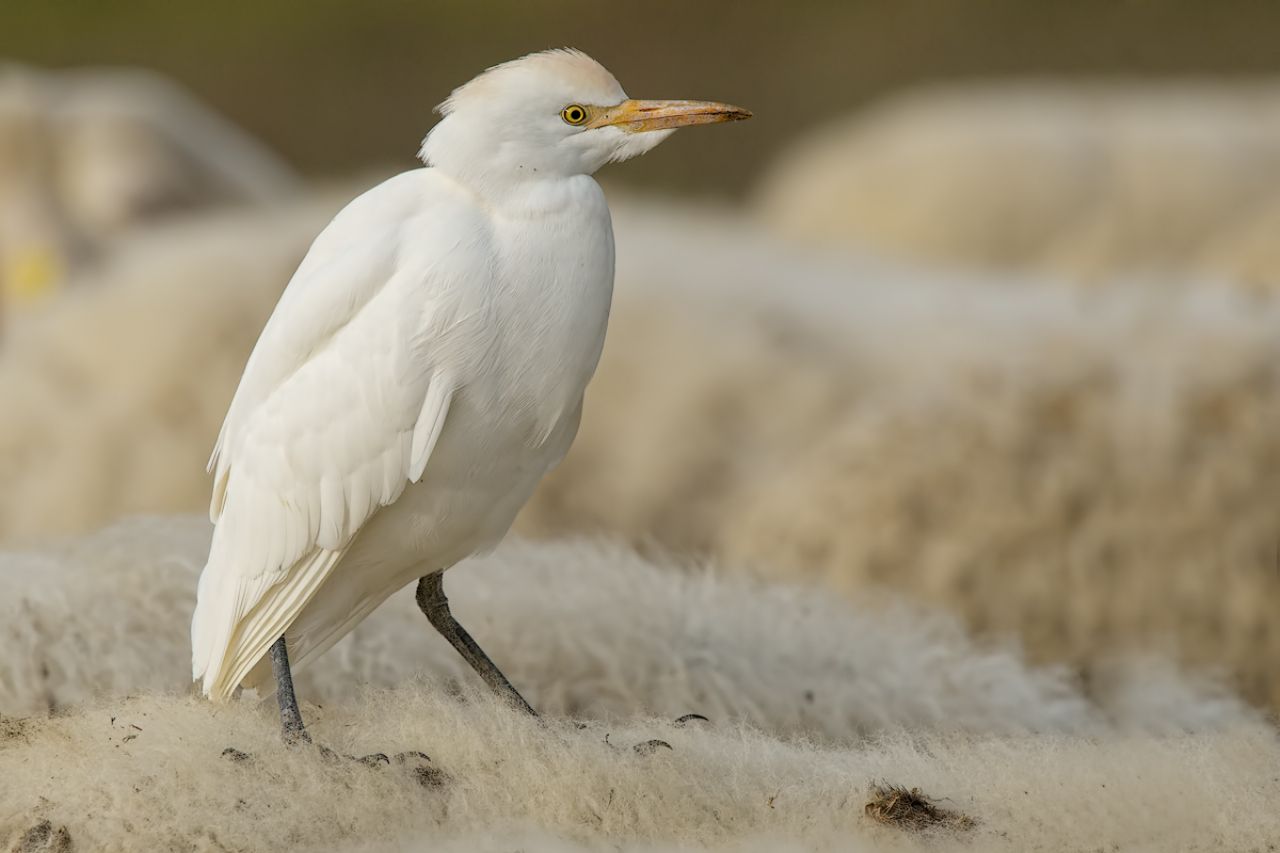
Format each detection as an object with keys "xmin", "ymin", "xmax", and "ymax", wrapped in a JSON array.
[
  {"xmin": 3, "ymin": 691, "xmax": 1277, "ymax": 853},
  {"xmin": 527, "ymin": 199, "xmax": 1280, "ymax": 711},
  {"xmin": 3, "ymin": 192, "xmax": 1279, "ymax": 711},
  {"xmin": 0, "ymin": 63, "xmax": 298, "ymax": 317},
  {"xmin": 0, "ymin": 192, "xmax": 347, "ymax": 542},
  {"xmin": 0, "ymin": 516, "xmax": 1259, "ymax": 738},
  {"xmin": 755, "ymin": 80, "xmax": 1280, "ymax": 287},
  {"xmin": 0, "ymin": 192, "xmax": 791, "ymax": 546}
]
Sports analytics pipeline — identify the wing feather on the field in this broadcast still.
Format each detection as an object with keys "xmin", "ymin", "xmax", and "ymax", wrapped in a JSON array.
[
  {"xmin": 410, "ymin": 378, "xmax": 453, "ymax": 482},
  {"xmin": 192, "ymin": 170, "xmax": 488, "ymax": 700}
]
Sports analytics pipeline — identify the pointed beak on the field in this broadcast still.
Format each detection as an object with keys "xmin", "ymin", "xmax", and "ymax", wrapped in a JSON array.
[{"xmin": 589, "ymin": 99, "xmax": 752, "ymax": 132}]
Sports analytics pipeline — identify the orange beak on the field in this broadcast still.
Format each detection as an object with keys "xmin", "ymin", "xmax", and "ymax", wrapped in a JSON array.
[{"xmin": 588, "ymin": 99, "xmax": 752, "ymax": 132}]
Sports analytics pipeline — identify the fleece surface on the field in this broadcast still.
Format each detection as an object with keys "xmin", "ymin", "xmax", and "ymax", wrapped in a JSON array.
[
  {"xmin": 1, "ymin": 517, "xmax": 1277, "ymax": 852},
  {"xmin": 4, "ymin": 691, "xmax": 1278, "ymax": 853},
  {"xmin": 528, "ymin": 200, "xmax": 1280, "ymax": 711},
  {"xmin": 0, "ymin": 62, "xmax": 298, "ymax": 327},
  {"xmin": 3, "ymin": 194, "xmax": 1279, "ymax": 712},
  {"xmin": 754, "ymin": 79, "xmax": 1280, "ymax": 289},
  {"xmin": 0, "ymin": 516, "xmax": 1103, "ymax": 736}
]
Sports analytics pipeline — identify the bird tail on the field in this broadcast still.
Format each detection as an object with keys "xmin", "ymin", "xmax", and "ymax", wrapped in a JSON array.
[{"xmin": 191, "ymin": 545, "xmax": 345, "ymax": 701}]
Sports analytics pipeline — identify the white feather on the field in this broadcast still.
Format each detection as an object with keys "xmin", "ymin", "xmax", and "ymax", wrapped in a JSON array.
[
  {"xmin": 190, "ymin": 48, "xmax": 730, "ymax": 701},
  {"xmin": 192, "ymin": 170, "xmax": 485, "ymax": 699}
]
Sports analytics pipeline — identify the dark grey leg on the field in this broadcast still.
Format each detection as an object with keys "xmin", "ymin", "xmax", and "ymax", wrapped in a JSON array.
[
  {"xmin": 416, "ymin": 573, "xmax": 536, "ymax": 716},
  {"xmin": 270, "ymin": 635, "xmax": 311, "ymax": 744},
  {"xmin": 230, "ymin": 636, "xmax": 392, "ymax": 767}
]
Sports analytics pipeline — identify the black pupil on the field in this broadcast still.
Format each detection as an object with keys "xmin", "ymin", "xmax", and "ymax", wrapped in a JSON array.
[{"xmin": 569, "ymin": 108, "xmax": 582, "ymax": 120}]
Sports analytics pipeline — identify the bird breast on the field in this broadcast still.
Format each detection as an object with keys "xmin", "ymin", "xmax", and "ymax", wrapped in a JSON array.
[{"xmin": 466, "ymin": 175, "xmax": 615, "ymax": 447}]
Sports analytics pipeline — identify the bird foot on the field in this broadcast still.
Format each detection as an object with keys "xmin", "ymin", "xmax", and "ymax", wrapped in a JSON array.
[
  {"xmin": 633, "ymin": 738, "xmax": 673, "ymax": 755},
  {"xmin": 395, "ymin": 750, "xmax": 450, "ymax": 788},
  {"xmin": 221, "ymin": 742, "xmax": 388, "ymax": 766},
  {"xmin": 315, "ymin": 744, "xmax": 390, "ymax": 766},
  {"xmin": 281, "ymin": 725, "xmax": 388, "ymax": 765},
  {"xmin": 597, "ymin": 713, "xmax": 710, "ymax": 755},
  {"xmin": 221, "ymin": 744, "xmax": 444, "ymax": 786}
]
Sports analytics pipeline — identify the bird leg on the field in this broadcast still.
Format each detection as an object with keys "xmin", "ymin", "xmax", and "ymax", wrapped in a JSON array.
[
  {"xmin": 264, "ymin": 635, "xmax": 395, "ymax": 766},
  {"xmin": 269, "ymin": 635, "xmax": 312, "ymax": 744},
  {"xmin": 416, "ymin": 573, "xmax": 537, "ymax": 715}
]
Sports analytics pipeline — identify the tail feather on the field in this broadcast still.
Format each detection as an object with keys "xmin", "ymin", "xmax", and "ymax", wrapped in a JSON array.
[
  {"xmin": 239, "ymin": 584, "xmax": 402, "ymax": 694},
  {"xmin": 191, "ymin": 547, "xmax": 346, "ymax": 701}
]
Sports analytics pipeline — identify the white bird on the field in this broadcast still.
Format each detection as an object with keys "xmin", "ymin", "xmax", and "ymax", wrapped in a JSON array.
[{"xmin": 190, "ymin": 48, "xmax": 749, "ymax": 742}]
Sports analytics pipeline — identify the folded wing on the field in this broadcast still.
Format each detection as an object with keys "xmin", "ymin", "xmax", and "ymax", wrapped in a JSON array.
[{"xmin": 191, "ymin": 171, "xmax": 488, "ymax": 700}]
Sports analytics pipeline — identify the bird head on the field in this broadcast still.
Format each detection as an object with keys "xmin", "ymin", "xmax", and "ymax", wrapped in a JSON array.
[{"xmin": 419, "ymin": 49, "xmax": 750, "ymax": 194}]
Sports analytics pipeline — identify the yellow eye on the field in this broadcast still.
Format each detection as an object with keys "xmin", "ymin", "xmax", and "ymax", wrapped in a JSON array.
[{"xmin": 561, "ymin": 104, "xmax": 588, "ymax": 126}]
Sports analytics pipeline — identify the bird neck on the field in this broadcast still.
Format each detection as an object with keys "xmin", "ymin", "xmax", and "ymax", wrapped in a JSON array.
[
  {"xmin": 432, "ymin": 168, "xmax": 605, "ymax": 227},
  {"xmin": 418, "ymin": 115, "xmax": 589, "ymax": 206}
]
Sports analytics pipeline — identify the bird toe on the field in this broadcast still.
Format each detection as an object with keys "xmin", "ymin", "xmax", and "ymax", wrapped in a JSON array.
[
  {"xmin": 633, "ymin": 738, "xmax": 673, "ymax": 755},
  {"xmin": 394, "ymin": 750, "xmax": 449, "ymax": 788}
]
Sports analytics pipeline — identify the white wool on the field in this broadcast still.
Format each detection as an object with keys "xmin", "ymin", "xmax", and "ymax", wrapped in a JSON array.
[
  {"xmin": 2, "ymin": 692, "xmax": 1278, "ymax": 852},
  {"xmin": 0, "ymin": 63, "xmax": 297, "ymax": 236},
  {"xmin": 0, "ymin": 516, "xmax": 1103, "ymax": 736},
  {"xmin": 0, "ymin": 63, "xmax": 298, "ymax": 323},
  {"xmin": 2, "ymin": 192, "xmax": 1278, "ymax": 710},
  {"xmin": 753, "ymin": 79, "xmax": 1280, "ymax": 288},
  {"xmin": 3, "ymin": 692, "xmax": 1277, "ymax": 852},
  {"xmin": 1, "ymin": 516, "xmax": 1275, "ymax": 852},
  {"xmin": 1, "ymin": 516, "xmax": 1262, "ymax": 737},
  {"xmin": 0, "ymin": 191, "xmax": 349, "ymax": 543},
  {"xmin": 526, "ymin": 199, "xmax": 1280, "ymax": 711}
]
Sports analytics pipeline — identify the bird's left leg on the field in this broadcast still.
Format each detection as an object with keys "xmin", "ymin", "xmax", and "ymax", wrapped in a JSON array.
[
  {"xmin": 416, "ymin": 572, "xmax": 537, "ymax": 715},
  {"xmin": 270, "ymin": 635, "xmax": 311, "ymax": 744},
  {"xmin": 262, "ymin": 635, "xmax": 407, "ymax": 767}
]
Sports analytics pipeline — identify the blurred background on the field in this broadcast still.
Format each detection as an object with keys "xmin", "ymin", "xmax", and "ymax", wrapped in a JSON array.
[
  {"xmin": 3, "ymin": 0, "xmax": 1280, "ymax": 712},
  {"xmin": 11, "ymin": 0, "xmax": 1280, "ymax": 196}
]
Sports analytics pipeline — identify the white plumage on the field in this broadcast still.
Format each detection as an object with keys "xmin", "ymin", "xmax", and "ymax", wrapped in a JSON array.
[{"xmin": 190, "ymin": 49, "xmax": 749, "ymax": 702}]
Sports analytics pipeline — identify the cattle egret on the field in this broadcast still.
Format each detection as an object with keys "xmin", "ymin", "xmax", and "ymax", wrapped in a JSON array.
[{"xmin": 190, "ymin": 49, "xmax": 750, "ymax": 744}]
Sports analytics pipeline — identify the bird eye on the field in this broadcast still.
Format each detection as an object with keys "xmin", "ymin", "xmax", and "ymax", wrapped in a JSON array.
[{"xmin": 561, "ymin": 104, "xmax": 589, "ymax": 126}]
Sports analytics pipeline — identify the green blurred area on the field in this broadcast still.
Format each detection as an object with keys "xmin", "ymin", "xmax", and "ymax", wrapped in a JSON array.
[{"xmin": 3, "ymin": 0, "xmax": 1279, "ymax": 196}]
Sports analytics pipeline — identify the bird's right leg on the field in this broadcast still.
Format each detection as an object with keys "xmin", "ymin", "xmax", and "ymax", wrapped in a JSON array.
[
  {"xmin": 416, "ymin": 573, "xmax": 537, "ymax": 716},
  {"xmin": 269, "ymin": 635, "xmax": 312, "ymax": 744}
]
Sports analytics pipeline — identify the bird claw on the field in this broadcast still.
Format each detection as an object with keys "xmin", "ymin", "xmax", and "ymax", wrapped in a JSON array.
[
  {"xmin": 623, "ymin": 714, "xmax": 707, "ymax": 753},
  {"xmin": 316, "ymin": 744, "xmax": 390, "ymax": 766},
  {"xmin": 633, "ymin": 738, "xmax": 673, "ymax": 755},
  {"xmin": 223, "ymin": 742, "xmax": 390, "ymax": 768},
  {"xmin": 394, "ymin": 750, "xmax": 450, "ymax": 788}
]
